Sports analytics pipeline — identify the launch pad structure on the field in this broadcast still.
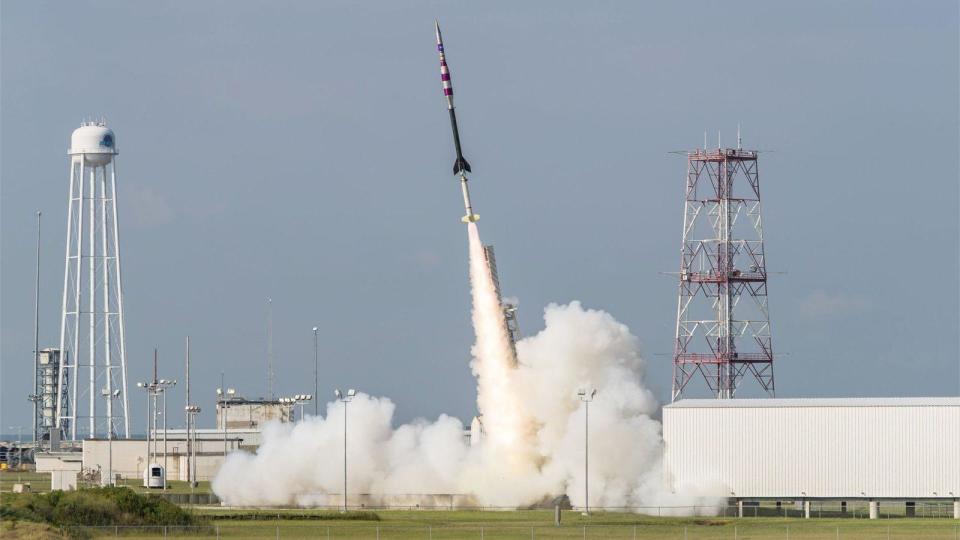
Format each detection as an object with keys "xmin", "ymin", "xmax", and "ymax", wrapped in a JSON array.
[{"xmin": 672, "ymin": 144, "xmax": 775, "ymax": 401}]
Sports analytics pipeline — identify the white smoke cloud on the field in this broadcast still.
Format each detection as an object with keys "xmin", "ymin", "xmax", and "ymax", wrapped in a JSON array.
[{"xmin": 213, "ymin": 224, "xmax": 725, "ymax": 512}]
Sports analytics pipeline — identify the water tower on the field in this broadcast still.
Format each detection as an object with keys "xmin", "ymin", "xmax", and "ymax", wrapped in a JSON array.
[{"xmin": 56, "ymin": 120, "xmax": 130, "ymax": 439}]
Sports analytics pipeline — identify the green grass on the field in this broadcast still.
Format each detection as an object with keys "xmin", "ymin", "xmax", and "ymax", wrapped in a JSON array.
[
  {"xmin": 111, "ymin": 478, "xmax": 213, "ymax": 495},
  {"xmin": 45, "ymin": 511, "xmax": 960, "ymax": 539},
  {"xmin": 0, "ymin": 471, "xmax": 51, "ymax": 493}
]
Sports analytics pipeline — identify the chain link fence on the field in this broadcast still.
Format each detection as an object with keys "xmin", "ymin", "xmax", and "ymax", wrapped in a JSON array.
[{"xmin": 64, "ymin": 522, "xmax": 960, "ymax": 539}]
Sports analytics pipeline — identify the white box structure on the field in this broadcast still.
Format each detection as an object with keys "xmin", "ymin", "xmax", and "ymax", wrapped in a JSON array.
[{"xmin": 663, "ymin": 398, "xmax": 960, "ymax": 499}]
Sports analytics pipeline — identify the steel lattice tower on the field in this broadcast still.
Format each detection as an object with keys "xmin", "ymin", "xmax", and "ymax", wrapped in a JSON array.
[
  {"xmin": 57, "ymin": 121, "xmax": 131, "ymax": 439},
  {"xmin": 672, "ymin": 145, "xmax": 775, "ymax": 400}
]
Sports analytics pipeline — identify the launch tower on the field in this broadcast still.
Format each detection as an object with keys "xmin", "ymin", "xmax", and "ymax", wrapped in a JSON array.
[
  {"xmin": 57, "ymin": 120, "xmax": 131, "ymax": 439},
  {"xmin": 672, "ymin": 144, "xmax": 775, "ymax": 400}
]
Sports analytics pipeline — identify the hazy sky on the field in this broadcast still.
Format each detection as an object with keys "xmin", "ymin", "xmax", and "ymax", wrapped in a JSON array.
[{"xmin": 2, "ymin": 1, "xmax": 958, "ymax": 435}]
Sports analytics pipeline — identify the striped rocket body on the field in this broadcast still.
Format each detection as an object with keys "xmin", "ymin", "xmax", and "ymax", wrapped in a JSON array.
[
  {"xmin": 436, "ymin": 23, "xmax": 454, "ymax": 109},
  {"xmin": 435, "ymin": 20, "xmax": 477, "ymax": 222},
  {"xmin": 435, "ymin": 21, "xmax": 471, "ymax": 176}
]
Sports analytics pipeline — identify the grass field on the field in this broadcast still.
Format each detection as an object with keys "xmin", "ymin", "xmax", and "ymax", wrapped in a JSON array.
[
  {"xmin": 0, "ymin": 470, "xmax": 212, "ymax": 495},
  {"xmin": 59, "ymin": 511, "xmax": 960, "ymax": 539},
  {"xmin": 3, "ymin": 474, "xmax": 957, "ymax": 538}
]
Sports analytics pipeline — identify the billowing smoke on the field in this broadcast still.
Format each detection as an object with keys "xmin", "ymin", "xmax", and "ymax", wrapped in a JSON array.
[{"xmin": 213, "ymin": 224, "xmax": 723, "ymax": 512}]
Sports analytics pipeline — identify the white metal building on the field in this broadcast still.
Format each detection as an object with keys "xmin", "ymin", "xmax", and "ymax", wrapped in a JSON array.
[{"xmin": 663, "ymin": 398, "xmax": 960, "ymax": 502}]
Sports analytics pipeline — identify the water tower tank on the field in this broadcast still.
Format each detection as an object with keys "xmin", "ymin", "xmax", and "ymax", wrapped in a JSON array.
[{"xmin": 69, "ymin": 121, "xmax": 117, "ymax": 166}]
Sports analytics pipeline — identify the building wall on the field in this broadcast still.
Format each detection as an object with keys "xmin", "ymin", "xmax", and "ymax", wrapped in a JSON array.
[
  {"xmin": 663, "ymin": 398, "xmax": 960, "ymax": 499},
  {"xmin": 82, "ymin": 438, "xmax": 239, "ymax": 480},
  {"xmin": 217, "ymin": 401, "xmax": 293, "ymax": 429}
]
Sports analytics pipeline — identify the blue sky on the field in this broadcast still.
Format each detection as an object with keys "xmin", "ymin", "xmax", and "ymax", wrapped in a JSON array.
[{"xmin": 2, "ymin": 1, "xmax": 957, "ymax": 434}]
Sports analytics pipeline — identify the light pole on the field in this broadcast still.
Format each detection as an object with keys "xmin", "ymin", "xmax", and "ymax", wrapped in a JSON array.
[
  {"xmin": 156, "ymin": 380, "xmax": 176, "ymax": 489},
  {"xmin": 136, "ymin": 382, "xmax": 151, "ymax": 477},
  {"xmin": 185, "ymin": 405, "xmax": 201, "ymax": 490},
  {"xmin": 138, "ymin": 371, "xmax": 174, "ymax": 488},
  {"xmin": 577, "ymin": 388, "xmax": 597, "ymax": 516},
  {"xmin": 295, "ymin": 394, "xmax": 313, "ymax": 421},
  {"xmin": 335, "ymin": 388, "xmax": 356, "ymax": 513},
  {"xmin": 100, "ymin": 389, "xmax": 121, "ymax": 485},
  {"xmin": 280, "ymin": 395, "xmax": 313, "ymax": 421},
  {"xmin": 312, "ymin": 327, "xmax": 319, "ymax": 416}
]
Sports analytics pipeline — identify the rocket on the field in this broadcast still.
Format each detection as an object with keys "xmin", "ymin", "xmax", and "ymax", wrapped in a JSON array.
[{"xmin": 435, "ymin": 21, "xmax": 480, "ymax": 224}]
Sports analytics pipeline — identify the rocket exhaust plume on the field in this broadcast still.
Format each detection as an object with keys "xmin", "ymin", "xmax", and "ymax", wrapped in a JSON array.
[{"xmin": 210, "ymin": 22, "xmax": 728, "ymax": 513}]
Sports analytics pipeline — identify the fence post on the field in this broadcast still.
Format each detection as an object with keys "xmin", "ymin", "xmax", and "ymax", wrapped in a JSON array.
[
  {"xmin": 531, "ymin": 526, "xmax": 535, "ymax": 539},
  {"xmin": 429, "ymin": 525, "xmax": 432, "ymax": 540},
  {"xmin": 735, "ymin": 525, "xmax": 738, "ymax": 540},
  {"xmin": 275, "ymin": 523, "xmax": 279, "ymax": 539},
  {"xmin": 216, "ymin": 524, "xmax": 220, "ymax": 539},
  {"xmin": 633, "ymin": 525, "xmax": 637, "ymax": 540},
  {"xmin": 115, "ymin": 525, "xmax": 118, "ymax": 536},
  {"xmin": 480, "ymin": 526, "xmax": 484, "ymax": 540},
  {"xmin": 583, "ymin": 525, "xmax": 586, "ymax": 539},
  {"xmin": 164, "ymin": 525, "xmax": 168, "ymax": 539},
  {"xmin": 836, "ymin": 526, "xmax": 839, "ymax": 540}
]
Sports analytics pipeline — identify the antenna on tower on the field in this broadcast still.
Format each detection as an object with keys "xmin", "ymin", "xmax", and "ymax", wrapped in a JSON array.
[
  {"xmin": 718, "ymin": 130, "xmax": 721, "ymax": 149},
  {"xmin": 703, "ymin": 130, "xmax": 707, "ymax": 150},
  {"xmin": 737, "ymin": 123, "xmax": 742, "ymax": 150}
]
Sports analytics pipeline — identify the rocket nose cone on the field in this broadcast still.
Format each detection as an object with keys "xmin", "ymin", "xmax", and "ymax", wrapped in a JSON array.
[{"xmin": 435, "ymin": 20, "xmax": 443, "ymax": 44}]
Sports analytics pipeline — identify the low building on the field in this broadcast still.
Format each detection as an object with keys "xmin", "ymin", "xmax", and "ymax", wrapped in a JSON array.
[
  {"xmin": 35, "ymin": 450, "xmax": 82, "ymax": 490},
  {"xmin": 663, "ymin": 397, "xmax": 960, "ymax": 517},
  {"xmin": 82, "ymin": 433, "xmax": 248, "ymax": 481}
]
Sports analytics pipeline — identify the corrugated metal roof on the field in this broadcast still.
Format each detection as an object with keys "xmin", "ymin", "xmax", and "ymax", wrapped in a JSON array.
[{"xmin": 665, "ymin": 397, "xmax": 960, "ymax": 408}]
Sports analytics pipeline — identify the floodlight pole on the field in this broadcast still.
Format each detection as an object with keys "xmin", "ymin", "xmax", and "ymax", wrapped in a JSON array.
[
  {"xmin": 336, "ymin": 388, "xmax": 356, "ymax": 513},
  {"xmin": 162, "ymin": 388, "xmax": 168, "ymax": 489},
  {"xmin": 578, "ymin": 389, "xmax": 597, "ymax": 515}
]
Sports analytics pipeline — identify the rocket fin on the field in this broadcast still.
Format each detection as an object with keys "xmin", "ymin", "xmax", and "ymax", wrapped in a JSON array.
[{"xmin": 453, "ymin": 157, "xmax": 472, "ymax": 175}]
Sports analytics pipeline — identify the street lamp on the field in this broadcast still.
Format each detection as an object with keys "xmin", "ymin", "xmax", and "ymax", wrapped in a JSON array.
[
  {"xmin": 100, "ymin": 389, "xmax": 121, "ymax": 485},
  {"xmin": 577, "ymin": 388, "xmax": 597, "ymax": 516},
  {"xmin": 335, "ymin": 388, "xmax": 356, "ymax": 513},
  {"xmin": 312, "ymin": 327, "xmax": 319, "ymax": 416}
]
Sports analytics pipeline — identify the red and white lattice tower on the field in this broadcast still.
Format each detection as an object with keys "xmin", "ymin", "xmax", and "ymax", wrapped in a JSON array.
[{"xmin": 672, "ymin": 142, "xmax": 775, "ymax": 400}]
